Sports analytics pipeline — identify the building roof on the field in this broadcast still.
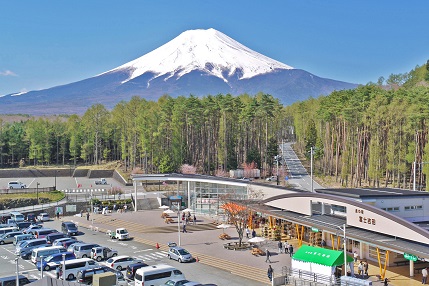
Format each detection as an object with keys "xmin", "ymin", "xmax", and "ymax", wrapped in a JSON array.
[{"xmin": 316, "ymin": 187, "xmax": 429, "ymax": 199}]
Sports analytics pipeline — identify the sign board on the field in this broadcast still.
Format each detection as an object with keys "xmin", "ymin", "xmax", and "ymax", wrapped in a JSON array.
[
  {"xmin": 55, "ymin": 206, "xmax": 63, "ymax": 215},
  {"xmin": 404, "ymin": 253, "xmax": 418, "ymax": 261},
  {"xmin": 311, "ymin": 227, "xmax": 319, "ymax": 233},
  {"xmin": 66, "ymin": 205, "xmax": 77, "ymax": 212}
]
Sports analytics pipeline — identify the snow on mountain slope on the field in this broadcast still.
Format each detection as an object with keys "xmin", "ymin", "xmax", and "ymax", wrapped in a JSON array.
[{"xmin": 108, "ymin": 28, "xmax": 293, "ymax": 84}]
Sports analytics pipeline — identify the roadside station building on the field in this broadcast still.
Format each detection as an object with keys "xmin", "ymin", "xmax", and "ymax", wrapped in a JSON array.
[{"xmin": 132, "ymin": 174, "xmax": 429, "ymax": 278}]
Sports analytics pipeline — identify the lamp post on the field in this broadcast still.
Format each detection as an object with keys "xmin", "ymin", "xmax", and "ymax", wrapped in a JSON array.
[
  {"xmin": 40, "ymin": 255, "xmax": 44, "ymax": 278},
  {"xmin": 338, "ymin": 224, "xmax": 347, "ymax": 275},
  {"xmin": 274, "ymin": 155, "xmax": 281, "ymax": 186},
  {"xmin": 36, "ymin": 182, "xmax": 40, "ymax": 205},
  {"xmin": 62, "ymin": 253, "xmax": 66, "ymax": 280},
  {"xmin": 177, "ymin": 202, "xmax": 181, "ymax": 246},
  {"xmin": 15, "ymin": 256, "xmax": 20, "ymax": 285},
  {"xmin": 54, "ymin": 170, "xmax": 58, "ymax": 190},
  {"xmin": 310, "ymin": 147, "xmax": 314, "ymax": 193}
]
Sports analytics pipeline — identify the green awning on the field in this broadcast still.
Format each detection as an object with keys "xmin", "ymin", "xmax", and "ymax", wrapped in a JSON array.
[{"xmin": 292, "ymin": 245, "xmax": 354, "ymax": 266}]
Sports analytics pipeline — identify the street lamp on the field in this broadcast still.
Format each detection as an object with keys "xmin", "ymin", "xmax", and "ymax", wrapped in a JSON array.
[
  {"xmin": 338, "ymin": 224, "xmax": 347, "ymax": 275},
  {"xmin": 310, "ymin": 147, "xmax": 314, "ymax": 192},
  {"xmin": 274, "ymin": 155, "xmax": 282, "ymax": 186},
  {"xmin": 15, "ymin": 256, "xmax": 19, "ymax": 285},
  {"xmin": 177, "ymin": 203, "xmax": 181, "ymax": 246}
]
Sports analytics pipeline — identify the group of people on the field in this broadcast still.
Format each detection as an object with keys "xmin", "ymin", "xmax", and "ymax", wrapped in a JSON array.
[
  {"xmin": 277, "ymin": 240, "xmax": 294, "ymax": 257},
  {"xmin": 245, "ymin": 227, "xmax": 256, "ymax": 239},
  {"xmin": 182, "ymin": 212, "xmax": 197, "ymax": 233},
  {"xmin": 357, "ymin": 260, "xmax": 369, "ymax": 277}
]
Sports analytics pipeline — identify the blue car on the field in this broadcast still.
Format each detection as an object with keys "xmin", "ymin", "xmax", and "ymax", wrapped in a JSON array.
[{"xmin": 36, "ymin": 251, "xmax": 76, "ymax": 271}]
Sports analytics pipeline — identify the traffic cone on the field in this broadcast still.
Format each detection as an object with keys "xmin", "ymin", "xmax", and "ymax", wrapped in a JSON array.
[{"xmin": 156, "ymin": 243, "xmax": 160, "ymax": 249}]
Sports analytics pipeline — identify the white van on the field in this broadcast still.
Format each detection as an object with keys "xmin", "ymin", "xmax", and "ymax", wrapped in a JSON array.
[
  {"xmin": 134, "ymin": 264, "xmax": 185, "ymax": 286},
  {"xmin": 9, "ymin": 211, "xmax": 25, "ymax": 222},
  {"xmin": 58, "ymin": 258, "xmax": 98, "ymax": 281},
  {"xmin": 8, "ymin": 181, "xmax": 26, "ymax": 189},
  {"xmin": 31, "ymin": 245, "xmax": 66, "ymax": 263}
]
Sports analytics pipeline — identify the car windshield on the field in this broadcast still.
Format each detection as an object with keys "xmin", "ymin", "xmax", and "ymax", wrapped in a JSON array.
[
  {"xmin": 45, "ymin": 255, "xmax": 54, "ymax": 261},
  {"xmin": 178, "ymin": 249, "xmax": 190, "ymax": 255},
  {"xmin": 68, "ymin": 223, "xmax": 76, "ymax": 228},
  {"xmin": 106, "ymin": 258, "xmax": 113, "ymax": 263},
  {"xmin": 118, "ymin": 229, "xmax": 127, "ymax": 234}
]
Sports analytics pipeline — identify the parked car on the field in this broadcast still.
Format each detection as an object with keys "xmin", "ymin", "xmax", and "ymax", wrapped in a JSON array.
[
  {"xmin": 0, "ymin": 231, "xmax": 22, "ymax": 245},
  {"xmin": 46, "ymin": 232, "xmax": 69, "ymax": 244},
  {"xmin": 126, "ymin": 262, "xmax": 149, "ymax": 280},
  {"xmin": 164, "ymin": 279, "xmax": 194, "ymax": 286},
  {"xmin": 26, "ymin": 213, "xmax": 37, "ymax": 223},
  {"xmin": 22, "ymin": 224, "xmax": 43, "ymax": 234},
  {"xmin": 36, "ymin": 251, "xmax": 76, "ymax": 271},
  {"xmin": 106, "ymin": 228, "xmax": 129, "ymax": 240},
  {"xmin": 53, "ymin": 237, "xmax": 74, "ymax": 247},
  {"xmin": 265, "ymin": 176, "xmax": 277, "ymax": 181},
  {"xmin": 0, "ymin": 215, "xmax": 11, "ymax": 224},
  {"xmin": 62, "ymin": 239, "xmax": 81, "ymax": 249},
  {"xmin": 70, "ymin": 242, "xmax": 100, "ymax": 258},
  {"xmin": 14, "ymin": 233, "xmax": 35, "ymax": 246},
  {"xmin": 0, "ymin": 275, "xmax": 31, "ymax": 285},
  {"xmin": 91, "ymin": 246, "xmax": 118, "ymax": 261},
  {"xmin": 15, "ymin": 221, "xmax": 32, "ymax": 230},
  {"xmin": 103, "ymin": 255, "xmax": 143, "ymax": 271},
  {"xmin": 61, "ymin": 221, "xmax": 78, "ymax": 235},
  {"xmin": 94, "ymin": 178, "xmax": 107, "ymax": 185},
  {"xmin": 76, "ymin": 266, "xmax": 127, "ymax": 285},
  {"xmin": 32, "ymin": 228, "xmax": 57, "ymax": 239},
  {"xmin": 168, "ymin": 246, "xmax": 194, "ymax": 263},
  {"xmin": 37, "ymin": 213, "xmax": 50, "ymax": 222}
]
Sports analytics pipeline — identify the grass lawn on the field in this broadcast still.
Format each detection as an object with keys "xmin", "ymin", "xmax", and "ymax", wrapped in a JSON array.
[{"xmin": 0, "ymin": 191, "xmax": 64, "ymax": 202}]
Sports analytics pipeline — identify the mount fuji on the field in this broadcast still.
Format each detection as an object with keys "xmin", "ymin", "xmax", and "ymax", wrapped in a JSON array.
[{"xmin": 0, "ymin": 28, "xmax": 357, "ymax": 115}]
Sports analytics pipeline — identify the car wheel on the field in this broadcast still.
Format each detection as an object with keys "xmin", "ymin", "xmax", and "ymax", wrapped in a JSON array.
[
  {"xmin": 21, "ymin": 186, "xmax": 24, "ymax": 189},
  {"xmin": 116, "ymin": 265, "xmax": 122, "ymax": 271},
  {"xmin": 178, "ymin": 258, "xmax": 182, "ymax": 263},
  {"xmin": 9, "ymin": 187, "xmax": 13, "ymax": 189},
  {"xmin": 96, "ymin": 256, "xmax": 102, "ymax": 262},
  {"xmin": 44, "ymin": 265, "xmax": 50, "ymax": 271},
  {"xmin": 0, "ymin": 241, "xmax": 4, "ymax": 245},
  {"xmin": 82, "ymin": 254, "xmax": 87, "ymax": 258},
  {"xmin": 112, "ymin": 253, "xmax": 117, "ymax": 257},
  {"xmin": 67, "ymin": 274, "xmax": 74, "ymax": 280}
]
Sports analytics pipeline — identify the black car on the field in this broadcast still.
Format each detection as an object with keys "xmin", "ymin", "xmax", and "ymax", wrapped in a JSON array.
[
  {"xmin": 26, "ymin": 213, "xmax": 37, "ymax": 223},
  {"xmin": 126, "ymin": 262, "xmax": 148, "ymax": 280},
  {"xmin": 45, "ymin": 232, "xmax": 69, "ymax": 244},
  {"xmin": 76, "ymin": 266, "xmax": 125, "ymax": 285},
  {"xmin": 15, "ymin": 221, "xmax": 32, "ymax": 230},
  {"xmin": 61, "ymin": 221, "xmax": 79, "ymax": 236}
]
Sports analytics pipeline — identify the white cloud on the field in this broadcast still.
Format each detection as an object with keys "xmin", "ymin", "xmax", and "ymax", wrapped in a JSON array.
[{"xmin": 0, "ymin": 70, "xmax": 17, "ymax": 76}]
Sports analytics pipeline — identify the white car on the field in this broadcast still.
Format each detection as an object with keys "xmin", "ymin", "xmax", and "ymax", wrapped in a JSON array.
[
  {"xmin": 37, "ymin": 213, "xmax": 50, "ymax": 222},
  {"xmin": 8, "ymin": 181, "xmax": 26, "ymax": 189},
  {"xmin": 103, "ymin": 255, "xmax": 143, "ymax": 271}
]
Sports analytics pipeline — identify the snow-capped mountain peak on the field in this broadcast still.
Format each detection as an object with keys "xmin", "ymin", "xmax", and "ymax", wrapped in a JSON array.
[{"xmin": 109, "ymin": 28, "xmax": 293, "ymax": 84}]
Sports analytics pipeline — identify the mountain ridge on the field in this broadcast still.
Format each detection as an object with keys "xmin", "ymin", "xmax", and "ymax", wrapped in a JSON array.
[{"xmin": 0, "ymin": 28, "xmax": 357, "ymax": 115}]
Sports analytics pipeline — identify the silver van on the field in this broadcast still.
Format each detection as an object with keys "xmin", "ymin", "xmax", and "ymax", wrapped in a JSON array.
[
  {"xmin": 9, "ymin": 211, "xmax": 25, "ymax": 222},
  {"xmin": 0, "ymin": 226, "xmax": 19, "ymax": 236},
  {"xmin": 71, "ymin": 243, "xmax": 100, "ymax": 258},
  {"xmin": 0, "ymin": 231, "xmax": 22, "ymax": 245},
  {"xmin": 15, "ymin": 238, "xmax": 48, "ymax": 255},
  {"xmin": 14, "ymin": 233, "xmax": 35, "ymax": 245}
]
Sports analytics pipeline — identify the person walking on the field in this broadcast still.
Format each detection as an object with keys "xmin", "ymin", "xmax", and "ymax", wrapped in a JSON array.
[
  {"xmin": 364, "ymin": 260, "xmax": 369, "ymax": 276},
  {"xmin": 265, "ymin": 249, "xmax": 271, "ymax": 263},
  {"xmin": 383, "ymin": 278, "xmax": 389, "ymax": 286},
  {"xmin": 245, "ymin": 227, "xmax": 250, "ymax": 238},
  {"xmin": 284, "ymin": 241, "xmax": 289, "ymax": 254},
  {"xmin": 278, "ymin": 241, "xmax": 283, "ymax": 254},
  {"xmin": 193, "ymin": 214, "xmax": 197, "ymax": 225},
  {"xmin": 55, "ymin": 266, "xmax": 60, "ymax": 279},
  {"xmin": 252, "ymin": 229, "xmax": 256, "ymax": 238},
  {"xmin": 182, "ymin": 224, "xmax": 187, "ymax": 233},
  {"xmin": 86, "ymin": 212, "xmax": 90, "ymax": 221},
  {"xmin": 353, "ymin": 251, "xmax": 359, "ymax": 263},
  {"xmin": 267, "ymin": 265, "xmax": 273, "ymax": 282},
  {"xmin": 422, "ymin": 267, "xmax": 428, "ymax": 284},
  {"xmin": 289, "ymin": 244, "xmax": 294, "ymax": 257}
]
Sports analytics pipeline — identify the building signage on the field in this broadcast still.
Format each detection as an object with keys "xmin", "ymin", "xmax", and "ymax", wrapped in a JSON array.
[
  {"xmin": 404, "ymin": 253, "xmax": 418, "ymax": 261},
  {"xmin": 355, "ymin": 208, "xmax": 376, "ymax": 225},
  {"xmin": 311, "ymin": 227, "xmax": 319, "ymax": 232}
]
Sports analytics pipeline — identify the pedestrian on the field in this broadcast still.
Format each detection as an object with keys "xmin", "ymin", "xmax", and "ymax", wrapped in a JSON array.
[
  {"xmin": 267, "ymin": 265, "xmax": 273, "ymax": 281},
  {"xmin": 383, "ymin": 278, "xmax": 388, "ymax": 286},
  {"xmin": 353, "ymin": 251, "xmax": 359, "ymax": 263},
  {"xmin": 278, "ymin": 240, "xmax": 283, "ymax": 253},
  {"xmin": 124, "ymin": 205, "xmax": 127, "ymax": 212},
  {"xmin": 193, "ymin": 214, "xmax": 196, "ymax": 225},
  {"xmin": 321, "ymin": 239, "xmax": 326, "ymax": 247},
  {"xmin": 265, "ymin": 249, "xmax": 271, "ymax": 263},
  {"xmin": 364, "ymin": 260, "xmax": 368, "ymax": 276},
  {"xmin": 56, "ymin": 211, "xmax": 60, "ymax": 220},
  {"xmin": 182, "ymin": 224, "xmax": 187, "ymax": 233},
  {"xmin": 86, "ymin": 212, "xmax": 90, "ymax": 221},
  {"xmin": 55, "ymin": 266, "xmax": 60, "ymax": 279},
  {"xmin": 422, "ymin": 267, "xmax": 428, "ymax": 284},
  {"xmin": 358, "ymin": 261, "xmax": 364, "ymax": 277},
  {"xmin": 252, "ymin": 229, "xmax": 256, "ymax": 238},
  {"xmin": 80, "ymin": 210, "xmax": 83, "ymax": 217},
  {"xmin": 245, "ymin": 227, "xmax": 250, "ymax": 238},
  {"xmin": 289, "ymin": 244, "xmax": 294, "ymax": 257},
  {"xmin": 284, "ymin": 241, "xmax": 289, "ymax": 254}
]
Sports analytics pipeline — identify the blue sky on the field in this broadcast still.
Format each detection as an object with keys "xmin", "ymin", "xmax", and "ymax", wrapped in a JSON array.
[{"xmin": 1, "ymin": 0, "xmax": 428, "ymax": 96}]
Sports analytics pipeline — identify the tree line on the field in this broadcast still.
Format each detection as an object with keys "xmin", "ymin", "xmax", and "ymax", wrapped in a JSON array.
[{"xmin": 0, "ymin": 93, "xmax": 289, "ymax": 175}]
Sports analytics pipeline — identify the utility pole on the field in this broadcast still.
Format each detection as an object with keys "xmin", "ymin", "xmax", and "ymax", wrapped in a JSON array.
[{"xmin": 310, "ymin": 147, "xmax": 314, "ymax": 192}]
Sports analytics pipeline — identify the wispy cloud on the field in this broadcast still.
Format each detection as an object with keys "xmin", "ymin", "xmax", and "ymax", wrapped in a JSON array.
[{"xmin": 0, "ymin": 70, "xmax": 17, "ymax": 76}]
